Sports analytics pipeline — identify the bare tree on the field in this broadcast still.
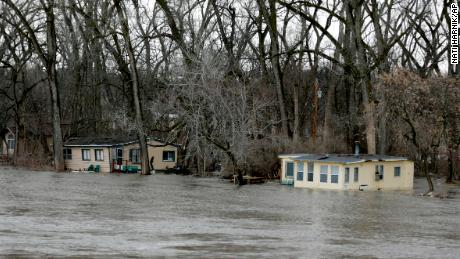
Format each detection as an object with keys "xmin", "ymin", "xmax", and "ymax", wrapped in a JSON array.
[
  {"xmin": 2, "ymin": 0, "xmax": 65, "ymax": 170},
  {"xmin": 378, "ymin": 70, "xmax": 459, "ymax": 193},
  {"xmin": 257, "ymin": 0, "xmax": 290, "ymax": 137},
  {"xmin": 113, "ymin": 0, "xmax": 150, "ymax": 175}
]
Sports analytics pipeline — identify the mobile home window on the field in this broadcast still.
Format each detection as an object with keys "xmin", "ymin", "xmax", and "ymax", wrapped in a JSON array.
[
  {"xmin": 297, "ymin": 162, "xmax": 304, "ymax": 181},
  {"xmin": 376, "ymin": 165, "xmax": 384, "ymax": 179},
  {"xmin": 63, "ymin": 148, "xmax": 72, "ymax": 160},
  {"xmin": 307, "ymin": 162, "xmax": 314, "ymax": 182},
  {"xmin": 95, "ymin": 149, "xmax": 104, "ymax": 161},
  {"xmin": 162, "ymin": 151, "xmax": 175, "ymax": 162},
  {"xmin": 331, "ymin": 165, "xmax": 339, "ymax": 183},
  {"xmin": 345, "ymin": 167, "xmax": 350, "ymax": 183},
  {"xmin": 286, "ymin": 162, "xmax": 294, "ymax": 178},
  {"xmin": 394, "ymin": 166, "xmax": 401, "ymax": 177},
  {"xmin": 354, "ymin": 167, "xmax": 359, "ymax": 182},
  {"xmin": 320, "ymin": 165, "xmax": 328, "ymax": 183},
  {"xmin": 129, "ymin": 149, "xmax": 141, "ymax": 163},
  {"xmin": 82, "ymin": 149, "xmax": 90, "ymax": 161}
]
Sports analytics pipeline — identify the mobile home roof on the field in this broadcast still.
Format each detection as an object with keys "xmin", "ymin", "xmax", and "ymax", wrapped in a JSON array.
[{"xmin": 281, "ymin": 154, "xmax": 408, "ymax": 164}]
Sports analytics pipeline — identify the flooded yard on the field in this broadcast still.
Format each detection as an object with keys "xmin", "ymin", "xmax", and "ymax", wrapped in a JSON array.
[{"xmin": 0, "ymin": 168, "xmax": 459, "ymax": 258}]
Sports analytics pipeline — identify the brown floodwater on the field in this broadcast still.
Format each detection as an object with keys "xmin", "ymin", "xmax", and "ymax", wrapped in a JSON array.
[{"xmin": 0, "ymin": 168, "xmax": 459, "ymax": 258}]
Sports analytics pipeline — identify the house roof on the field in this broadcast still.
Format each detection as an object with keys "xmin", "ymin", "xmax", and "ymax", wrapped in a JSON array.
[
  {"xmin": 63, "ymin": 136, "xmax": 180, "ymax": 148},
  {"xmin": 63, "ymin": 136, "xmax": 138, "ymax": 147},
  {"xmin": 281, "ymin": 154, "xmax": 408, "ymax": 164}
]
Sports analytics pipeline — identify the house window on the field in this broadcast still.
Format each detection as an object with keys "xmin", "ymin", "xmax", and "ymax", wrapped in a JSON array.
[
  {"xmin": 307, "ymin": 162, "xmax": 314, "ymax": 182},
  {"xmin": 116, "ymin": 148, "xmax": 123, "ymax": 163},
  {"xmin": 320, "ymin": 165, "xmax": 328, "ymax": 183},
  {"xmin": 331, "ymin": 165, "xmax": 339, "ymax": 183},
  {"xmin": 286, "ymin": 162, "xmax": 294, "ymax": 178},
  {"xmin": 7, "ymin": 135, "xmax": 14, "ymax": 149},
  {"xmin": 82, "ymin": 149, "xmax": 90, "ymax": 161},
  {"xmin": 163, "ymin": 151, "xmax": 175, "ymax": 162},
  {"xmin": 394, "ymin": 166, "xmax": 401, "ymax": 177},
  {"xmin": 129, "ymin": 149, "xmax": 141, "ymax": 163},
  {"xmin": 63, "ymin": 148, "xmax": 72, "ymax": 160},
  {"xmin": 297, "ymin": 162, "xmax": 304, "ymax": 181},
  {"xmin": 345, "ymin": 167, "xmax": 350, "ymax": 183},
  {"xmin": 354, "ymin": 167, "xmax": 359, "ymax": 182},
  {"xmin": 376, "ymin": 165, "xmax": 384, "ymax": 180},
  {"xmin": 95, "ymin": 149, "xmax": 104, "ymax": 161}
]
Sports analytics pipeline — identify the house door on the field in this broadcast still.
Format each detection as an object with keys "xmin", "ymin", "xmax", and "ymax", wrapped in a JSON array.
[{"xmin": 116, "ymin": 148, "xmax": 123, "ymax": 163}]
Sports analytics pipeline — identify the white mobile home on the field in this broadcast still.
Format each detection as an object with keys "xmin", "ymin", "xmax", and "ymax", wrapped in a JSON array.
[{"xmin": 279, "ymin": 154, "xmax": 414, "ymax": 191}]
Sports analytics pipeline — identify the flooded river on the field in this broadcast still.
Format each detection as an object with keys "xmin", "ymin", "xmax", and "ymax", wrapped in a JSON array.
[{"xmin": 0, "ymin": 168, "xmax": 459, "ymax": 258}]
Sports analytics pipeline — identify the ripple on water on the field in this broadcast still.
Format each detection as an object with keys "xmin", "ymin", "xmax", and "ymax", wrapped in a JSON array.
[{"xmin": 0, "ymin": 170, "xmax": 459, "ymax": 258}]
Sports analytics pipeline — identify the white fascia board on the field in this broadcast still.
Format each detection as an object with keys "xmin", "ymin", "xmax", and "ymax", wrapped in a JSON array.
[
  {"xmin": 63, "ymin": 144, "xmax": 113, "ymax": 147},
  {"xmin": 278, "ymin": 153, "xmax": 311, "ymax": 159},
  {"xmin": 382, "ymin": 158, "xmax": 408, "ymax": 162},
  {"xmin": 343, "ymin": 160, "xmax": 366, "ymax": 164}
]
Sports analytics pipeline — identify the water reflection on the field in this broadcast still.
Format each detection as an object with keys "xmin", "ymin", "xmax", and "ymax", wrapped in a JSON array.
[{"xmin": 0, "ymin": 168, "xmax": 459, "ymax": 258}]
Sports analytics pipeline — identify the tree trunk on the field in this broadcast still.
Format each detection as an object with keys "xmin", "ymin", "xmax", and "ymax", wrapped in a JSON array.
[
  {"xmin": 62, "ymin": 3, "xmax": 82, "ymax": 135},
  {"xmin": 293, "ymin": 82, "xmax": 300, "ymax": 142},
  {"xmin": 310, "ymin": 78, "xmax": 318, "ymax": 143},
  {"xmin": 258, "ymin": 0, "xmax": 290, "ymax": 137},
  {"xmin": 236, "ymin": 168, "xmax": 244, "ymax": 185},
  {"xmin": 322, "ymin": 80, "xmax": 334, "ymax": 151},
  {"xmin": 14, "ymin": 125, "xmax": 18, "ymax": 165},
  {"xmin": 114, "ymin": 0, "xmax": 150, "ymax": 175},
  {"xmin": 446, "ymin": 149, "xmax": 454, "ymax": 183},
  {"xmin": 378, "ymin": 101, "xmax": 387, "ymax": 155},
  {"xmin": 347, "ymin": 0, "xmax": 377, "ymax": 154},
  {"xmin": 49, "ymin": 70, "xmax": 65, "ymax": 171},
  {"xmin": 364, "ymin": 101, "xmax": 377, "ymax": 154},
  {"xmin": 323, "ymin": 3, "xmax": 345, "ymax": 150},
  {"xmin": 422, "ymin": 153, "xmax": 434, "ymax": 193},
  {"xmin": 157, "ymin": 0, "xmax": 194, "ymax": 66},
  {"xmin": 256, "ymin": 13, "xmax": 268, "ymax": 78},
  {"xmin": 23, "ymin": 124, "xmax": 26, "ymax": 154},
  {"xmin": 45, "ymin": 0, "xmax": 65, "ymax": 171}
]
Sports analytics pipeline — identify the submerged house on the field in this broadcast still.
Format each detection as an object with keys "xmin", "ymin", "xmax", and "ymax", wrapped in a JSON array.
[
  {"xmin": 279, "ymin": 153, "xmax": 414, "ymax": 191},
  {"xmin": 63, "ymin": 136, "xmax": 178, "ymax": 173}
]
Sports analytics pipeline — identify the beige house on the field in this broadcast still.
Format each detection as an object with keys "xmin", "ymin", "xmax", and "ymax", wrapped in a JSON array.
[
  {"xmin": 279, "ymin": 154, "xmax": 414, "ymax": 191},
  {"xmin": 63, "ymin": 136, "xmax": 179, "ymax": 173}
]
